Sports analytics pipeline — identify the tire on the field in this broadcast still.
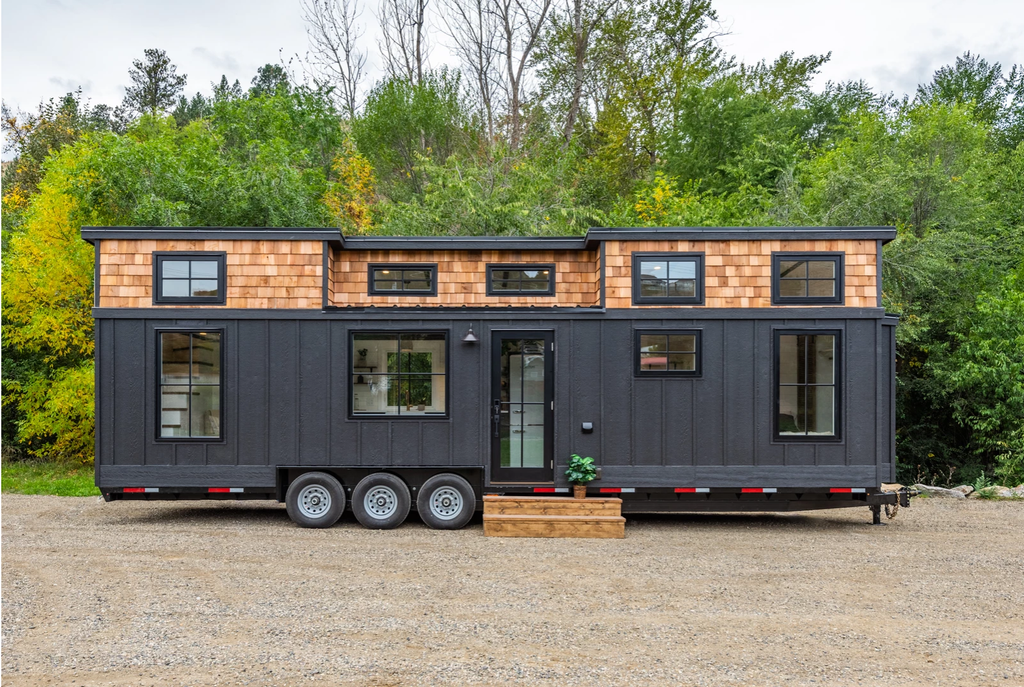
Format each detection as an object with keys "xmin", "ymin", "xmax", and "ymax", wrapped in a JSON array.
[
  {"xmin": 352, "ymin": 473, "xmax": 411, "ymax": 529},
  {"xmin": 285, "ymin": 471, "xmax": 345, "ymax": 528},
  {"xmin": 417, "ymin": 473, "xmax": 476, "ymax": 530}
]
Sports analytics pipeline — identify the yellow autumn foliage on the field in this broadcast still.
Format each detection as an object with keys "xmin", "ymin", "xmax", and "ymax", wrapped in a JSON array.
[
  {"xmin": 3, "ymin": 149, "xmax": 97, "ymax": 462},
  {"xmin": 323, "ymin": 137, "xmax": 377, "ymax": 233}
]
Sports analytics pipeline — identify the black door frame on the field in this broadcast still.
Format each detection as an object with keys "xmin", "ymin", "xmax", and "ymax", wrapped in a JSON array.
[{"xmin": 489, "ymin": 330, "xmax": 555, "ymax": 484}]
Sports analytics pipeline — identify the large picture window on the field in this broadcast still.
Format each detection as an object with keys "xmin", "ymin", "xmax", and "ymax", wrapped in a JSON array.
[
  {"xmin": 632, "ymin": 253, "xmax": 704, "ymax": 304},
  {"xmin": 775, "ymin": 331, "xmax": 840, "ymax": 440},
  {"xmin": 635, "ymin": 330, "xmax": 702, "ymax": 376},
  {"xmin": 153, "ymin": 253, "xmax": 226, "ymax": 305},
  {"xmin": 159, "ymin": 331, "xmax": 222, "ymax": 439},
  {"xmin": 368, "ymin": 264, "xmax": 437, "ymax": 295},
  {"xmin": 351, "ymin": 333, "xmax": 447, "ymax": 416},
  {"xmin": 772, "ymin": 253, "xmax": 844, "ymax": 305}
]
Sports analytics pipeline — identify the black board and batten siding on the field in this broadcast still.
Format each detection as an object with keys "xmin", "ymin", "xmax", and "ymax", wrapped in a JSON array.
[{"xmin": 95, "ymin": 311, "xmax": 896, "ymax": 490}]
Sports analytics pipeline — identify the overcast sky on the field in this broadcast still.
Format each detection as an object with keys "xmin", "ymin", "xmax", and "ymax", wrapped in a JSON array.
[{"xmin": 2, "ymin": 0, "xmax": 1023, "ymax": 119}]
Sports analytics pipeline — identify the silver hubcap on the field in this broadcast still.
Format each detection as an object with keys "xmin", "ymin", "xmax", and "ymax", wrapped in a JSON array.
[
  {"xmin": 298, "ymin": 485, "xmax": 332, "ymax": 518},
  {"xmin": 364, "ymin": 485, "xmax": 399, "ymax": 519},
  {"xmin": 429, "ymin": 486, "xmax": 463, "ymax": 521}
]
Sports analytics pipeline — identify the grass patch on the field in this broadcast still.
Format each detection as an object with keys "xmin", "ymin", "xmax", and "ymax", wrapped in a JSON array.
[{"xmin": 1, "ymin": 461, "xmax": 99, "ymax": 497}]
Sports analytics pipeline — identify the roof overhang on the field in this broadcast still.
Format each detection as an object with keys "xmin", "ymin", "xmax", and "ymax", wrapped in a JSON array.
[{"xmin": 81, "ymin": 225, "xmax": 898, "ymax": 248}]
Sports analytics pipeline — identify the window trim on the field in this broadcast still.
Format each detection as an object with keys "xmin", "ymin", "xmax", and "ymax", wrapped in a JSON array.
[
  {"xmin": 153, "ymin": 252, "xmax": 227, "ymax": 305},
  {"xmin": 155, "ymin": 328, "xmax": 225, "ymax": 443},
  {"xmin": 773, "ymin": 329, "xmax": 842, "ymax": 443},
  {"xmin": 634, "ymin": 329, "xmax": 703, "ymax": 377},
  {"xmin": 631, "ymin": 252, "xmax": 705, "ymax": 305},
  {"xmin": 348, "ymin": 330, "xmax": 451, "ymax": 419},
  {"xmin": 367, "ymin": 263, "xmax": 438, "ymax": 296},
  {"xmin": 771, "ymin": 252, "xmax": 845, "ymax": 305},
  {"xmin": 486, "ymin": 264, "xmax": 556, "ymax": 296}
]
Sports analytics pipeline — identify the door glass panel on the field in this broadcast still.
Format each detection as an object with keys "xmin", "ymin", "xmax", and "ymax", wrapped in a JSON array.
[{"xmin": 521, "ymin": 404, "xmax": 546, "ymax": 467}]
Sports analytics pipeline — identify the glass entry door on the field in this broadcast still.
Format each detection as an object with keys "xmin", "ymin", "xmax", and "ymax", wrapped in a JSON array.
[{"xmin": 491, "ymin": 331, "xmax": 554, "ymax": 483}]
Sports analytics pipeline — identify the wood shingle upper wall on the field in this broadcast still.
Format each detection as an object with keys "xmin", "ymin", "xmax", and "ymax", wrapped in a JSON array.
[
  {"xmin": 330, "ymin": 248, "xmax": 601, "ymax": 306},
  {"xmin": 604, "ymin": 239, "xmax": 877, "ymax": 309},
  {"xmin": 98, "ymin": 240, "xmax": 323, "ymax": 309},
  {"xmin": 96, "ymin": 235, "xmax": 878, "ymax": 310}
]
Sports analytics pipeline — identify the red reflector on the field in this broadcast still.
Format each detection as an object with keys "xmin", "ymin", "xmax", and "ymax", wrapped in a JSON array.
[
  {"xmin": 533, "ymin": 487, "xmax": 556, "ymax": 493},
  {"xmin": 208, "ymin": 488, "xmax": 230, "ymax": 493},
  {"xmin": 830, "ymin": 488, "xmax": 852, "ymax": 493},
  {"xmin": 123, "ymin": 488, "xmax": 145, "ymax": 493},
  {"xmin": 599, "ymin": 488, "xmax": 621, "ymax": 493},
  {"xmin": 675, "ymin": 488, "xmax": 696, "ymax": 493},
  {"xmin": 741, "ymin": 488, "xmax": 762, "ymax": 493}
]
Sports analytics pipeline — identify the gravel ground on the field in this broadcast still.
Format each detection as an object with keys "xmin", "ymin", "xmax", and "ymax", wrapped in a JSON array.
[{"xmin": 2, "ymin": 495, "xmax": 1023, "ymax": 687}]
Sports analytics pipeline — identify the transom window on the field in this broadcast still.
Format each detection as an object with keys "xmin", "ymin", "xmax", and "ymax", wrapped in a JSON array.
[
  {"xmin": 772, "ymin": 253, "xmax": 844, "ymax": 304},
  {"xmin": 368, "ymin": 264, "xmax": 437, "ymax": 295},
  {"xmin": 351, "ymin": 333, "xmax": 447, "ymax": 416},
  {"xmin": 159, "ymin": 331, "xmax": 222, "ymax": 439},
  {"xmin": 775, "ymin": 331, "xmax": 840, "ymax": 440},
  {"xmin": 632, "ymin": 253, "xmax": 704, "ymax": 304},
  {"xmin": 635, "ymin": 330, "xmax": 702, "ymax": 376},
  {"xmin": 487, "ymin": 265, "xmax": 555, "ymax": 296},
  {"xmin": 153, "ymin": 253, "xmax": 226, "ymax": 304}
]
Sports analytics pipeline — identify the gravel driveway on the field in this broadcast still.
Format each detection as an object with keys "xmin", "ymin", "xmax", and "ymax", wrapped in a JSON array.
[{"xmin": 2, "ymin": 495, "xmax": 1022, "ymax": 686}]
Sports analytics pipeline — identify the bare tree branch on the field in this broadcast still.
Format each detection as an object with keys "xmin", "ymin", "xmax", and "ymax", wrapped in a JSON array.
[
  {"xmin": 491, "ymin": 0, "xmax": 554, "ymax": 149},
  {"xmin": 301, "ymin": 0, "xmax": 368, "ymax": 118},
  {"xmin": 440, "ymin": 0, "xmax": 501, "ymax": 141},
  {"xmin": 378, "ymin": 0, "xmax": 430, "ymax": 84}
]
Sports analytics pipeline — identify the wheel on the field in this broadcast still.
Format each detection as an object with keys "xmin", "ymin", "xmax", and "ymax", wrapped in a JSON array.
[
  {"xmin": 351, "ymin": 473, "xmax": 411, "ymax": 529},
  {"xmin": 285, "ymin": 472, "xmax": 345, "ymax": 528},
  {"xmin": 417, "ymin": 473, "xmax": 476, "ymax": 530}
]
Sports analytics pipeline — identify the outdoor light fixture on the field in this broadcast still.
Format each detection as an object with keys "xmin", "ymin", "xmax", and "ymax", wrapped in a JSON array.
[{"xmin": 462, "ymin": 326, "xmax": 479, "ymax": 344}]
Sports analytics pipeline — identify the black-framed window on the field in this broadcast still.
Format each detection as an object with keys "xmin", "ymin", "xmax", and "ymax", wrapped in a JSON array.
[
  {"xmin": 632, "ymin": 253, "xmax": 704, "ymax": 304},
  {"xmin": 775, "ymin": 330, "xmax": 840, "ymax": 441},
  {"xmin": 153, "ymin": 253, "xmax": 226, "ymax": 305},
  {"xmin": 351, "ymin": 332, "xmax": 448, "ymax": 416},
  {"xmin": 159, "ymin": 331, "xmax": 222, "ymax": 440},
  {"xmin": 486, "ymin": 264, "xmax": 555, "ymax": 296},
  {"xmin": 368, "ymin": 264, "xmax": 437, "ymax": 295},
  {"xmin": 635, "ymin": 330, "xmax": 702, "ymax": 376},
  {"xmin": 772, "ymin": 253, "xmax": 844, "ymax": 305}
]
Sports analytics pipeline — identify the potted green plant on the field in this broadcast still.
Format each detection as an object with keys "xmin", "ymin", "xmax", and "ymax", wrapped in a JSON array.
[{"xmin": 566, "ymin": 454, "xmax": 597, "ymax": 499}]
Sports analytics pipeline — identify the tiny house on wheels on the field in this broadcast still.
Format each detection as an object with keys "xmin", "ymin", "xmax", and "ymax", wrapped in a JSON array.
[{"xmin": 83, "ymin": 225, "xmax": 904, "ymax": 530}]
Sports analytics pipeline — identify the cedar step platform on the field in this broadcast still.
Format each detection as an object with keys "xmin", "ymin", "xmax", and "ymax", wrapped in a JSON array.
[{"xmin": 483, "ymin": 495, "xmax": 625, "ymax": 539}]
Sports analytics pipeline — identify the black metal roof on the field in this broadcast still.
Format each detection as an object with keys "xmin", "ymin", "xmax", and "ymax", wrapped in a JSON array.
[{"xmin": 81, "ymin": 225, "xmax": 898, "ymax": 247}]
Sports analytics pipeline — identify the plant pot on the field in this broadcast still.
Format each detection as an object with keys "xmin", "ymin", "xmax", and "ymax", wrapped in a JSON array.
[{"xmin": 573, "ymin": 484, "xmax": 587, "ymax": 499}]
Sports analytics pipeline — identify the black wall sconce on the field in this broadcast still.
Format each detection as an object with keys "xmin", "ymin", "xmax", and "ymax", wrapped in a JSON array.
[{"xmin": 461, "ymin": 326, "xmax": 479, "ymax": 344}]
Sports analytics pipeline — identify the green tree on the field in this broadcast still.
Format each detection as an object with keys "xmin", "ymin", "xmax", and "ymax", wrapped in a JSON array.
[
  {"xmin": 353, "ymin": 69, "xmax": 469, "ymax": 197},
  {"xmin": 122, "ymin": 48, "xmax": 188, "ymax": 116}
]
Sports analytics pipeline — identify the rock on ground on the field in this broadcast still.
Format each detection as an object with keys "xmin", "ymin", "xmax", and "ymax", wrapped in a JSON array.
[{"xmin": 912, "ymin": 483, "xmax": 966, "ymax": 498}]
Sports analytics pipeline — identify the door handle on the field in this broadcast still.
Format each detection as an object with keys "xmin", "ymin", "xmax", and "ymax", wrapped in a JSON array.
[{"xmin": 492, "ymin": 400, "xmax": 502, "ymax": 438}]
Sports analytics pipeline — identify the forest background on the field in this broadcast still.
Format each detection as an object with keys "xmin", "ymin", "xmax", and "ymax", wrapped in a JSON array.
[{"xmin": 3, "ymin": 0, "xmax": 1023, "ymax": 486}]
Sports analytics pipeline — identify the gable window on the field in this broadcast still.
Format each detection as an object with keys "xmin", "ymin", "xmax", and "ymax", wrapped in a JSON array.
[
  {"xmin": 153, "ymin": 253, "xmax": 226, "ymax": 304},
  {"xmin": 351, "ymin": 332, "xmax": 447, "ymax": 416},
  {"xmin": 775, "ymin": 331, "xmax": 840, "ymax": 440},
  {"xmin": 635, "ymin": 330, "xmax": 702, "ymax": 376},
  {"xmin": 772, "ymin": 253, "xmax": 844, "ymax": 305},
  {"xmin": 159, "ymin": 331, "xmax": 222, "ymax": 439},
  {"xmin": 368, "ymin": 264, "xmax": 437, "ymax": 295},
  {"xmin": 487, "ymin": 265, "xmax": 555, "ymax": 296},
  {"xmin": 632, "ymin": 253, "xmax": 704, "ymax": 304}
]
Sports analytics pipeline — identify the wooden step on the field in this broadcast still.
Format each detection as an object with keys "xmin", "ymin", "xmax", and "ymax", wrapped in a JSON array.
[
  {"xmin": 483, "ymin": 494, "xmax": 622, "ymax": 517},
  {"xmin": 483, "ymin": 514, "xmax": 626, "ymax": 539}
]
